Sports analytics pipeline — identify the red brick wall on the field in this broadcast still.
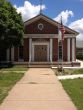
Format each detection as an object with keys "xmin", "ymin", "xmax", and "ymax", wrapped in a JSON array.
[
  {"xmin": 25, "ymin": 18, "xmax": 71, "ymax": 34},
  {"xmin": 53, "ymin": 38, "xmax": 67, "ymax": 62},
  {"xmin": 24, "ymin": 38, "xmax": 29, "ymax": 61},
  {"xmin": 14, "ymin": 38, "xmax": 76, "ymax": 62},
  {"xmin": 63, "ymin": 39, "xmax": 67, "ymax": 61},
  {"xmin": 53, "ymin": 38, "xmax": 58, "ymax": 61},
  {"xmin": 25, "ymin": 19, "xmax": 58, "ymax": 34},
  {"xmin": 14, "ymin": 47, "xmax": 18, "ymax": 61}
]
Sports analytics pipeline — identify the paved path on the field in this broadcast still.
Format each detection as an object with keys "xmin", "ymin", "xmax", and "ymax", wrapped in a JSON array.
[{"xmin": 0, "ymin": 68, "xmax": 76, "ymax": 110}]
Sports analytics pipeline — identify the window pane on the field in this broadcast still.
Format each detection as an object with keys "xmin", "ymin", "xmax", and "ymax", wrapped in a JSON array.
[
  {"xmin": 19, "ymin": 46, "xmax": 23, "ymax": 60},
  {"xmin": 58, "ymin": 41, "xmax": 62, "ymax": 60}
]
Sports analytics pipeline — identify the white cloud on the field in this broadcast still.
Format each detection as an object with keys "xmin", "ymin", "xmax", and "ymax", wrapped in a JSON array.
[
  {"xmin": 14, "ymin": 1, "xmax": 46, "ymax": 21},
  {"xmin": 54, "ymin": 10, "xmax": 74, "ymax": 25},
  {"xmin": 69, "ymin": 18, "xmax": 83, "ymax": 40},
  {"xmin": 54, "ymin": 10, "xmax": 83, "ymax": 40},
  {"xmin": 14, "ymin": 3, "xmax": 83, "ymax": 40}
]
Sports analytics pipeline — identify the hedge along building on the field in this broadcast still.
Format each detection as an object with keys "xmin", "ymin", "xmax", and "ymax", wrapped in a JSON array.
[{"xmin": 5, "ymin": 14, "xmax": 80, "ymax": 67}]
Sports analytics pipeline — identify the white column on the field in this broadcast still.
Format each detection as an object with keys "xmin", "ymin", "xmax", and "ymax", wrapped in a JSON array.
[
  {"xmin": 47, "ymin": 44, "xmax": 49, "ymax": 62},
  {"xmin": 7, "ymin": 49, "xmax": 10, "ymax": 61},
  {"xmin": 72, "ymin": 38, "xmax": 75, "ymax": 61},
  {"xmin": 32, "ymin": 44, "xmax": 34, "ymax": 62},
  {"xmin": 11, "ymin": 47, "xmax": 14, "ymax": 62},
  {"xmin": 67, "ymin": 38, "xmax": 70, "ymax": 62},
  {"xmin": 29, "ymin": 38, "xmax": 32, "ymax": 62},
  {"xmin": 50, "ymin": 38, "xmax": 52, "ymax": 62}
]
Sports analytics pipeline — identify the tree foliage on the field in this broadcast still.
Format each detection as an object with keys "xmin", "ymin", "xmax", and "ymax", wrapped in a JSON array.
[
  {"xmin": 0, "ymin": 0, "xmax": 24, "ymax": 49},
  {"xmin": 76, "ymin": 53, "xmax": 83, "ymax": 60}
]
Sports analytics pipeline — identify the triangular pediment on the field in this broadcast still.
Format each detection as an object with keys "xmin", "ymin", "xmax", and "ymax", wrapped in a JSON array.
[{"xmin": 24, "ymin": 14, "xmax": 78, "ymax": 35}]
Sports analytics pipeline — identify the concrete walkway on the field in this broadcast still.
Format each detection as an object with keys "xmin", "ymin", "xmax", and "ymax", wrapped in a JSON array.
[{"xmin": 0, "ymin": 68, "xmax": 77, "ymax": 110}]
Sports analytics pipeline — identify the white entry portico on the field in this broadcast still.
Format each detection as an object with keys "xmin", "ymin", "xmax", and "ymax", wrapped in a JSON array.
[{"xmin": 29, "ymin": 37, "xmax": 53, "ymax": 62}]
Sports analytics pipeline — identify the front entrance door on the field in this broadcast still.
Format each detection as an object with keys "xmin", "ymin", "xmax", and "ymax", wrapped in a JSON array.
[{"xmin": 34, "ymin": 45, "xmax": 47, "ymax": 61}]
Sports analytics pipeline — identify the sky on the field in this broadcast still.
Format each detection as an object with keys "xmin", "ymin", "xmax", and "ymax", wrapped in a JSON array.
[{"xmin": 8, "ymin": 0, "xmax": 83, "ymax": 40}]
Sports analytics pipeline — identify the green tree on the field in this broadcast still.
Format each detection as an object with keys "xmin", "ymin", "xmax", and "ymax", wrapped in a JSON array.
[{"xmin": 0, "ymin": 0, "xmax": 24, "ymax": 49}]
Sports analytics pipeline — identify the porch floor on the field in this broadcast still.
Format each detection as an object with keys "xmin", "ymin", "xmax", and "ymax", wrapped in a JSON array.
[{"xmin": 13, "ymin": 61, "xmax": 80, "ymax": 68}]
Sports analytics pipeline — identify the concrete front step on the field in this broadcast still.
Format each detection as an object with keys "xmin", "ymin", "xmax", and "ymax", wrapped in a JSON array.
[
  {"xmin": 29, "ymin": 65, "xmax": 51, "ymax": 68},
  {"xmin": 13, "ymin": 61, "xmax": 80, "ymax": 67}
]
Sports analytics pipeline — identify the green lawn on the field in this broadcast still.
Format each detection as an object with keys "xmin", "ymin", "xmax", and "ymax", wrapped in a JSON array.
[
  {"xmin": 64, "ymin": 69, "xmax": 83, "ymax": 75},
  {"xmin": 61, "ymin": 78, "xmax": 83, "ymax": 110},
  {"xmin": 0, "ymin": 66, "xmax": 28, "ymax": 71},
  {"xmin": 0, "ymin": 67, "xmax": 27, "ymax": 104},
  {"xmin": 54, "ymin": 68, "xmax": 83, "ymax": 76}
]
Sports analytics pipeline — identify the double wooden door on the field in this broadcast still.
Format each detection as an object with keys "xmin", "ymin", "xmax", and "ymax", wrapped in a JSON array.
[{"xmin": 34, "ymin": 45, "xmax": 47, "ymax": 62}]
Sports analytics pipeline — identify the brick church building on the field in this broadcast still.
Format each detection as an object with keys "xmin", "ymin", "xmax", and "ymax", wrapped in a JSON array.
[{"xmin": 0, "ymin": 14, "xmax": 80, "ymax": 67}]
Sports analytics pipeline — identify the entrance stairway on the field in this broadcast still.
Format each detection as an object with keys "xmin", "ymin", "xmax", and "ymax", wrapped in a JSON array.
[
  {"xmin": 28, "ymin": 62, "xmax": 80, "ymax": 68},
  {"xmin": 29, "ymin": 62, "xmax": 52, "ymax": 68},
  {"xmin": 13, "ymin": 61, "xmax": 80, "ymax": 68}
]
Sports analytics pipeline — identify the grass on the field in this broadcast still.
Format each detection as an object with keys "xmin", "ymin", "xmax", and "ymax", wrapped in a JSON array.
[
  {"xmin": 0, "ymin": 67, "xmax": 27, "ymax": 104},
  {"xmin": 53, "ymin": 68, "xmax": 83, "ymax": 76},
  {"xmin": 64, "ymin": 69, "xmax": 83, "ymax": 75},
  {"xmin": 61, "ymin": 78, "xmax": 83, "ymax": 110},
  {"xmin": 0, "ymin": 66, "xmax": 28, "ymax": 71}
]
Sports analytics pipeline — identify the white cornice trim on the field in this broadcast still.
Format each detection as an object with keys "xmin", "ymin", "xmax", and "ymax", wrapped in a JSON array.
[
  {"xmin": 24, "ymin": 14, "xmax": 78, "ymax": 35},
  {"xmin": 24, "ymin": 34, "xmax": 57, "ymax": 38},
  {"xmin": 24, "ymin": 15, "xmax": 58, "ymax": 27},
  {"xmin": 65, "ymin": 34, "xmax": 76, "ymax": 38},
  {"xmin": 24, "ymin": 15, "xmax": 43, "ymax": 26},
  {"xmin": 24, "ymin": 34, "xmax": 76, "ymax": 38}
]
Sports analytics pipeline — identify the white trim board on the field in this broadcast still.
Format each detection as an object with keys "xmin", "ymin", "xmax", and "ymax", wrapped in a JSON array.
[
  {"xmin": 24, "ymin": 14, "xmax": 78, "ymax": 35},
  {"xmin": 24, "ymin": 34, "xmax": 76, "ymax": 38}
]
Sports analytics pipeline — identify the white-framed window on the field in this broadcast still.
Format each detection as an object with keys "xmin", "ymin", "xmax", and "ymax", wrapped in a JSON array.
[
  {"xmin": 18, "ymin": 46, "xmax": 24, "ymax": 61},
  {"xmin": 58, "ymin": 41, "xmax": 62, "ymax": 61},
  {"xmin": 77, "ymin": 48, "xmax": 83, "ymax": 55},
  {"xmin": 38, "ymin": 23, "xmax": 44, "ymax": 30}
]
